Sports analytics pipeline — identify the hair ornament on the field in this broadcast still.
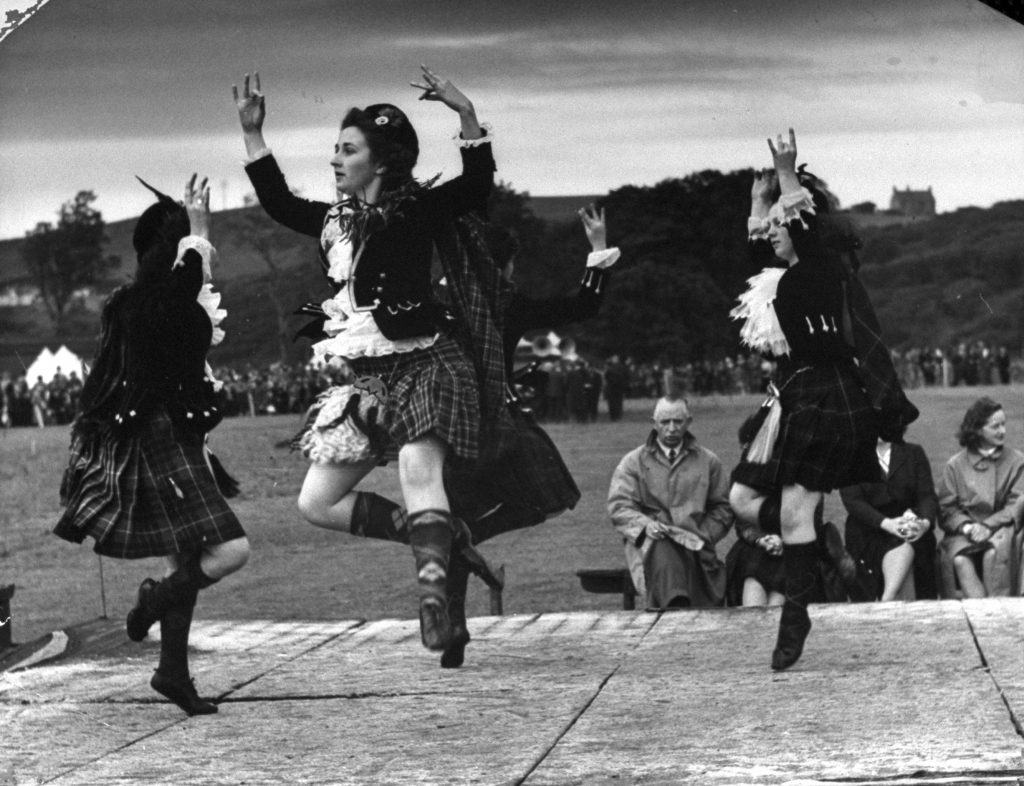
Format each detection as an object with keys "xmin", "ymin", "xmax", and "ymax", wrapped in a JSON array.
[{"xmin": 375, "ymin": 115, "xmax": 390, "ymax": 126}]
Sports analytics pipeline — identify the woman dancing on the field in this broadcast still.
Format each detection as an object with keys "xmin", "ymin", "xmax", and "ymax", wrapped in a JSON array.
[
  {"xmin": 728, "ymin": 129, "xmax": 904, "ymax": 670},
  {"xmin": 56, "ymin": 176, "xmax": 249, "ymax": 716},
  {"xmin": 233, "ymin": 67, "xmax": 495, "ymax": 653}
]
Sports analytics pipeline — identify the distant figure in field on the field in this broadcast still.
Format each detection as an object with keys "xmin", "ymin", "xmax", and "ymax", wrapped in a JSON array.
[
  {"xmin": 938, "ymin": 397, "xmax": 1024, "ymax": 598},
  {"xmin": 603, "ymin": 354, "xmax": 629, "ymax": 421},
  {"xmin": 839, "ymin": 427, "xmax": 939, "ymax": 601},
  {"xmin": 608, "ymin": 397, "xmax": 733, "ymax": 609}
]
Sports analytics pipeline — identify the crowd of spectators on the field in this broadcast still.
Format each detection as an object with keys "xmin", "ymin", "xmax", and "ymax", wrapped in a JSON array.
[{"xmin": 2, "ymin": 340, "xmax": 1020, "ymax": 429}]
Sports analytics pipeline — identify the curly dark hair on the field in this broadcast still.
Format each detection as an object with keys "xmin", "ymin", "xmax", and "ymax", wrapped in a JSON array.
[
  {"xmin": 956, "ymin": 396, "xmax": 1003, "ymax": 450},
  {"xmin": 132, "ymin": 177, "xmax": 190, "ymax": 286},
  {"xmin": 341, "ymin": 104, "xmax": 419, "ymax": 192}
]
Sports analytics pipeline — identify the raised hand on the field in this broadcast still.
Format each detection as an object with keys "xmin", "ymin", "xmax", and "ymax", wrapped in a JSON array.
[
  {"xmin": 578, "ymin": 204, "xmax": 607, "ymax": 251},
  {"xmin": 232, "ymin": 72, "xmax": 266, "ymax": 133},
  {"xmin": 410, "ymin": 64, "xmax": 473, "ymax": 115},
  {"xmin": 767, "ymin": 128, "xmax": 798, "ymax": 176},
  {"xmin": 751, "ymin": 168, "xmax": 777, "ymax": 205},
  {"xmin": 184, "ymin": 173, "xmax": 211, "ymax": 240}
]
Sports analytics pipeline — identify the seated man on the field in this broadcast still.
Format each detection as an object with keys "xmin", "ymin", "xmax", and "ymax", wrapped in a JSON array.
[{"xmin": 608, "ymin": 397, "xmax": 733, "ymax": 609}]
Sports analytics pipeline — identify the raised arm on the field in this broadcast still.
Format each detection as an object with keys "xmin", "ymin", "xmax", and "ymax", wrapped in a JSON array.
[
  {"xmin": 412, "ymin": 66, "xmax": 495, "ymax": 224},
  {"xmin": 504, "ymin": 205, "xmax": 619, "ymax": 338},
  {"xmin": 747, "ymin": 169, "xmax": 779, "ymax": 269},
  {"xmin": 233, "ymin": 72, "xmax": 329, "ymax": 237},
  {"xmin": 767, "ymin": 128, "xmax": 828, "ymax": 264}
]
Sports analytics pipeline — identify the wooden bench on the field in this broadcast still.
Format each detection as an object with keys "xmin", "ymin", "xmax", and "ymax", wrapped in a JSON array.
[{"xmin": 576, "ymin": 568, "xmax": 638, "ymax": 610}]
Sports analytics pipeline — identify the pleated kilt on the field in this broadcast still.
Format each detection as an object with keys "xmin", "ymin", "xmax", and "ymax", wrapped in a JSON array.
[
  {"xmin": 724, "ymin": 539, "xmax": 786, "ymax": 606},
  {"xmin": 732, "ymin": 361, "xmax": 879, "ymax": 494},
  {"xmin": 55, "ymin": 408, "xmax": 245, "ymax": 559},
  {"xmin": 347, "ymin": 334, "xmax": 481, "ymax": 461},
  {"xmin": 445, "ymin": 405, "xmax": 581, "ymax": 535}
]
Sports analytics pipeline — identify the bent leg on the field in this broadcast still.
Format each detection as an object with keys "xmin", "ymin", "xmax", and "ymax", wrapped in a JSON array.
[
  {"xmin": 400, "ymin": 435, "xmax": 455, "ymax": 651},
  {"xmin": 297, "ymin": 460, "xmax": 377, "ymax": 531},
  {"xmin": 953, "ymin": 554, "xmax": 987, "ymax": 598},
  {"xmin": 772, "ymin": 483, "xmax": 822, "ymax": 671},
  {"xmin": 742, "ymin": 578, "xmax": 769, "ymax": 607},
  {"xmin": 880, "ymin": 543, "xmax": 914, "ymax": 601}
]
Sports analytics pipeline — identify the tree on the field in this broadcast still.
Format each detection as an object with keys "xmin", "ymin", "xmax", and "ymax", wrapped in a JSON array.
[{"xmin": 21, "ymin": 190, "xmax": 118, "ymax": 335}]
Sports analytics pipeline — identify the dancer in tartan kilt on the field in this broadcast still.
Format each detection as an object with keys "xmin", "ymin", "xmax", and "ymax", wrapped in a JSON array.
[
  {"xmin": 233, "ymin": 66, "xmax": 500, "ymax": 659},
  {"xmin": 55, "ymin": 176, "xmax": 249, "ymax": 716},
  {"xmin": 728, "ymin": 129, "xmax": 916, "ymax": 671}
]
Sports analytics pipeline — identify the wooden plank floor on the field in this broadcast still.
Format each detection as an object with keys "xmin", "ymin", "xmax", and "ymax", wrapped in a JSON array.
[{"xmin": 2, "ymin": 601, "xmax": 1022, "ymax": 785}]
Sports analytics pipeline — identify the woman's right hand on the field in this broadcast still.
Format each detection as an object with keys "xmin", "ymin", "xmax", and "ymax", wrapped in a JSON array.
[
  {"xmin": 184, "ymin": 173, "xmax": 210, "ymax": 240},
  {"xmin": 232, "ymin": 72, "xmax": 266, "ymax": 133},
  {"xmin": 964, "ymin": 522, "xmax": 993, "ymax": 544},
  {"xmin": 579, "ymin": 204, "xmax": 607, "ymax": 251},
  {"xmin": 758, "ymin": 534, "xmax": 783, "ymax": 556},
  {"xmin": 751, "ymin": 168, "xmax": 777, "ymax": 206}
]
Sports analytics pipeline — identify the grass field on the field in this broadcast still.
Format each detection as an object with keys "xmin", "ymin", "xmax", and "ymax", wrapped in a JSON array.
[{"xmin": 1, "ymin": 386, "xmax": 1020, "ymax": 646}]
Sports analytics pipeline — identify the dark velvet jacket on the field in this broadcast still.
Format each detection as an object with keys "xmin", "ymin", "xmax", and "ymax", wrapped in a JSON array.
[
  {"xmin": 74, "ymin": 248, "xmax": 221, "ymax": 437},
  {"xmin": 245, "ymin": 140, "xmax": 495, "ymax": 342},
  {"xmin": 749, "ymin": 204, "xmax": 918, "ymax": 437},
  {"xmin": 504, "ymin": 267, "xmax": 608, "ymax": 378}
]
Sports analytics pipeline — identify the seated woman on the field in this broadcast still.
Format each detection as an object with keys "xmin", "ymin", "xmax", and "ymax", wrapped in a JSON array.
[
  {"xmin": 839, "ymin": 428, "xmax": 939, "ymax": 601},
  {"xmin": 938, "ymin": 397, "xmax": 1024, "ymax": 598}
]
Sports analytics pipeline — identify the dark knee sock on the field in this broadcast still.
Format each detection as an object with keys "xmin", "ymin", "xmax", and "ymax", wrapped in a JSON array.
[
  {"xmin": 351, "ymin": 491, "xmax": 410, "ymax": 543},
  {"xmin": 148, "ymin": 553, "xmax": 218, "ymax": 619},
  {"xmin": 157, "ymin": 600, "xmax": 195, "ymax": 681},
  {"xmin": 408, "ymin": 509, "xmax": 454, "ymax": 605}
]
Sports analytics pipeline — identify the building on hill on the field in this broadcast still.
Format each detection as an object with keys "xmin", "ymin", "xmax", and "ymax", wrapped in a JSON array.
[{"xmin": 889, "ymin": 186, "xmax": 936, "ymax": 218}]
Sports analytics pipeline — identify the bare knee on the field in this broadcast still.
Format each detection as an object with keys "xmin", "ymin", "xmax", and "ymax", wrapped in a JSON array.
[
  {"xmin": 399, "ymin": 439, "xmax": 446, "ymax": 496},
  {"xmin": 779, "ymin": 485, "xmax": 820, "ymax": 540},
  {"xmin": 729, "ymin": 483, "xmax": 762, "ymax": 524},
  {"xmin": 204, "ymin": 537, "xmax": 250, "ymax": 579},
  {"xmin": 297, "ymin": 490, "xmax": 329, "ymax": 527}
]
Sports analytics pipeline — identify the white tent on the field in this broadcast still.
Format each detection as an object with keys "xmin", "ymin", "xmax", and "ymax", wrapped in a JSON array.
[{"xmin": 25, "ymin": 345, "xmax": 85, "ymax": 383}]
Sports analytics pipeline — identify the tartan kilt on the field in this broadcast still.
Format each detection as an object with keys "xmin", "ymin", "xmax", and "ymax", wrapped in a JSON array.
[
  {"xmin": 732, "ymin": 361, "xmax": 879, "ymax": 494},
  {"xmin": 445, "ymin": 404, "xmax": 581, "ymax": 532},
  {"xmin": 725, "ymin": 539, "xmax": 786, "ymax": 606},
  {"xmin": 55, "ymin": 408, "xmax": 245, "ymax": 559},
  {"xmin": 348, "ymin": 334, "xmax": 480, "ymax": 461}
]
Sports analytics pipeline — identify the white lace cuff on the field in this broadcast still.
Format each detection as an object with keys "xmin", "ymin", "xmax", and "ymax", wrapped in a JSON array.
[
  {"xmin": 777, "ymin": 187, "xmax": 816, "ymax": 229},
  {"xmin": 586, "ymin": 248, "xmax": 621, "ymax": 269},
  {"xmin": 452, "ymin": 122, "xmax": 493, "ymax": 148},
  {"xmin": 244, "ymin": 147, "xmax": 273, "ymax": 165},
  {"xmin": 197, "ymin": 283, "xmax": 227, "ymax": 346},
  {"xmin": 173, "ymin": 236, "xmax": 217, "ymax": 283}
]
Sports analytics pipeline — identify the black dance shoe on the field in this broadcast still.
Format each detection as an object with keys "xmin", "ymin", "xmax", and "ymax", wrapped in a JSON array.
[
  {"xmin": 440, "ymin": 624, "xmax": 471, "ymax": 669},
  {"xmin": 150, "ymin": 672, "xmax": 218, "ymax": 716},
  {"xmin": 126, "ymin": 578, "xmax": 158, "ymax": 642},
  {"xmin": 771, "ymin": 600, "xmax": 812, "ymax": 671},
  {"xmin": 419, "ymin": 597, "xmax": 453, "ymax": 652}
]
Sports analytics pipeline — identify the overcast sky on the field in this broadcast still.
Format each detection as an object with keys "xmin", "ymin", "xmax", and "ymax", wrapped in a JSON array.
[{"xmin": 0, "ymin": 0, "xmax": 1021, "ymax": 239}]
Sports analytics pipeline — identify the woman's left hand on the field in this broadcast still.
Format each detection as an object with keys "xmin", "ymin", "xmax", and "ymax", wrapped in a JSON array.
[
  {"xmin": 966, "ymin": 522, "xmax": 993, "ymax": 544},
  {"xmin": 184, "ymin": 173, "xmax": 211, "ymax": 240},
  {"xmin": 579, "ymin": 204, "xmax": 607, "ymax": 251},
  {"xmin": 767, "ymin": 128, "xmax": 798, "ymax": 175},
  {"xmin": 411, "ymin": 64, "xmax": 473, "ymax": 114}
]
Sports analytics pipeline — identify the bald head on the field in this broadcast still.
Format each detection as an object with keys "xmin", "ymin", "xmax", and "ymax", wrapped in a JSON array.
[{"xmin": 652, "ymin": 397, "xmax": 691, "ymax": 447}]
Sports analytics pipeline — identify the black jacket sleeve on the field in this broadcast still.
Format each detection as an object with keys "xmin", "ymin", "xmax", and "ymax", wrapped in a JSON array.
[{"xmin": 245, "ymin": 154, "xmax": 331, "ymax": 238}]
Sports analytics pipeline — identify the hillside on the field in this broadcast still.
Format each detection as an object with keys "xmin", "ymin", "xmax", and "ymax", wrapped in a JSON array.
[{"xmin": 2, "ymin": 181, "xmax": 1022, "ymax": 371}]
